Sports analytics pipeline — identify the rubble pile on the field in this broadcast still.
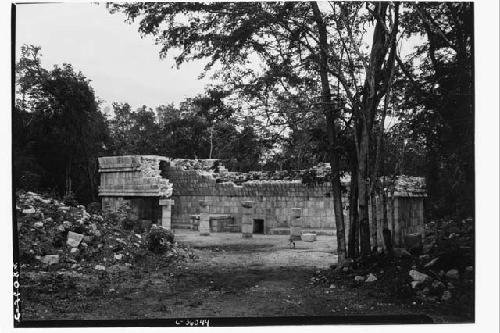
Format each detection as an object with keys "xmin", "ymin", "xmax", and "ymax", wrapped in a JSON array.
[
  {"xmin": 16, "ymin": 191, "xmax": 196, "ymax": 273},
  {"xmin": 171, "ymin": 159, "xmax": 221, "ymax": 172},
  {"xmin": 311, "ymin": 217, "xmax": 474, "ymax": 314},
  {"xmin": 393, "ymin": 175, "xmax": 426, "ymax": 192},
  {"xmin": 172, "ymin": 159, "xmax": 354, "ymax": 187}
]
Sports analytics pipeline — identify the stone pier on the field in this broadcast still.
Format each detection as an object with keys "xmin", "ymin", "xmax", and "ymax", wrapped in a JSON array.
[
  {"xmin": 159, "ymin": 198, "xmax": 174, "ymax": 230},
  {"xmin": 241, "ymin": 201, "xmax": 254, "ymax": 238},
  {"xmin": 290, "ymin": 208, "xmax": 302, "ymax": 241},
  {"xmin": 199, "ymin": 200, "xmax": 210, "ymax": 236}
]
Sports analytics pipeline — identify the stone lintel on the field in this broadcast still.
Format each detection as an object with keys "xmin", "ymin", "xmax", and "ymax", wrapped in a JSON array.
[{"xmin": 159, "ymin": 199, "xmax": 174, "ymax": 206}]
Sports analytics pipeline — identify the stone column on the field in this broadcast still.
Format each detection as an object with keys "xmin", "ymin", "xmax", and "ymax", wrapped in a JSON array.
[
  {"xmin": 290, "ymin": 208, "xmax": 302, "ymax": 240},
  {"xmin": 159, "ymin": 198, "xmax": 174, "ymax": 230},
  {"xmin": 241, "ymin": 201, "xmax": 254, "ymax": 238},
  {"xmin": 199, "ymin": 200, "xmax": 210, "ymax": 236}
]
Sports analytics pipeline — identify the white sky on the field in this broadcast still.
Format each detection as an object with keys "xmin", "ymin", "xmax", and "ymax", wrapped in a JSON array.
[{"xmin": 16, "ymin": 2, "xmax": 211, "ymax": 113}]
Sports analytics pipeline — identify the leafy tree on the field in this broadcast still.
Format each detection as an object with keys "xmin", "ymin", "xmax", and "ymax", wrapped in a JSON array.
[
  {"xmin": 14, "ymin": 45, "xmax": 110, "ymax": 203},
  {"xmin": 397, "ymin": 2, "xmax": 474, "ymax": 218}
]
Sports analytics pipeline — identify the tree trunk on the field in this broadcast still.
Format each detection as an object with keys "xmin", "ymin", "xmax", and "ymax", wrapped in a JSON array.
[
  {"xmin": 357, "ymin": 123, "xmax": 371, "ymax": 256},
  {"xmin": 348, "ymin": 159, "xmax": 359, "ymax": 258},
  {"xmin": 311, "ymin": 2, "xmax": 346, "ymax": 265},
  {"xmin": 370, "ymin": 192, "xmax": 378, "ymax": 252},
  {"xmin": 209, "ymin": 127, "xmax": 214, "ymax": 159},
  {"xmin": 390, "ymin": 187, "xmax": 396, "ymax": 245},
  {"xmin": 381, "ymin": 187, "xmax": 392, "ymax": 252},
  {"xmin": 355, "ymin": 2, "xmax": 398, "ymax": 256}
]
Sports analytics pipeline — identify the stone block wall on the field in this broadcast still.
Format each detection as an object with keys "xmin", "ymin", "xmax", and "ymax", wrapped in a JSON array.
[
  {"xmin": 168, "ymin": 165, "xmax": 347, "ymax": 233},
  {"xmin": 98, "ymin": 155, "xmax": 172, "ymax": 198},
  {"xmin": 97, "ymin": 156, "xmax": 426, "ymax": 248}
]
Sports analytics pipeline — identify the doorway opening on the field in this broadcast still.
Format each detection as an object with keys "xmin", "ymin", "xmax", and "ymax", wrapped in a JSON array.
[{"xmin": 253, "ymin": 219, "xmax": 264, "ymax": 234}]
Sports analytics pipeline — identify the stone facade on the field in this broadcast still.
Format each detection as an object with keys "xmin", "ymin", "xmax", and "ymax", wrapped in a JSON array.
[
  {"xmin": 167, "ymin": 163, "xmax": 344, "ymax": 234},
  {"xmin": 98, "ymin": 155, "xmax": 427, "ymax": 248}
]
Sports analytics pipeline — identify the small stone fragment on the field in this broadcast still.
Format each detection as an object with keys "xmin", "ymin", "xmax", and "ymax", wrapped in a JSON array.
[
  {"xmin": 365, "ymin": 273, "xmax": 377, "ymax": 282},
  {"xmin": 355, "ymin": 275, "xmax": 365, "ymax": 282},
  {"xmin": 424, "ymin": 257, "xmax": 439, "ymax": 268},
  {"xmin": 94, "ymin": 265, "xmax": 106, "ymax": 271},
  {"xmin": 23, "ymin": 208, "xmax": 36, "ymax": 214},
  {"xmin": 419, "ymin": 254, "xmax": 430, "ymax": 261},
  {"xmin": 409, "ymin": 270, "xmax": 429, "ymax": 288},
  {"xmin": 40, "ymin": 255, "xmax": 59, "ymax": 265},
  {"xmin": 446, "ymin": 269, "xmax": 460, "ymax": 280},
  {"xmin": 66, "ymin": 231, "xmax": 84, "ymax": 247},
  {"xmin": 34, "ymin": 222, "xmax": 44, "ymax": 228}
]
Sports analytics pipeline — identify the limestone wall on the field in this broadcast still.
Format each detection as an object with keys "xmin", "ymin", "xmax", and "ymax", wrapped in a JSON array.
[
  {"xmin": 98, "ymin": 155, "xmax": 173, "ymax": 198},
  {"xmin": 168, "ymin": 166, "xmax": 347, "ymax": 233}
]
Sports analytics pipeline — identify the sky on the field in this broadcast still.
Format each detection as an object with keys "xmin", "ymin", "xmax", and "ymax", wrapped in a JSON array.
[{"xmin": 16, "ymin": 2, "xmax": 211, "ymax": 113}]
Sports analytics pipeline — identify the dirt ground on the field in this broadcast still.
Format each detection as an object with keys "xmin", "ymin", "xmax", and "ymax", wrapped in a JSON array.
[{"xmin": 20, "ymin": 231, "xmax": 468, "ymax": 323}]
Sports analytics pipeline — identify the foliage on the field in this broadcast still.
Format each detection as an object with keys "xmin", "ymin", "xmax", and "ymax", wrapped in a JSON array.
[
  {"xmin": 14, "ymin": 45, "xmax": 111, "ymax": 204},
  {"xmin": 146, "ymin": 226, "xmax": 175, "ymax": 255},
  {"xmin": 396, "ymin": 2, "xmax": 474, "ymax": 217}
]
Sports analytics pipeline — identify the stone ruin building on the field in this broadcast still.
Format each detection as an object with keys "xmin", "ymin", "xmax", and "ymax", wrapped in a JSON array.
[{"xmin": 98, "ymin": 155, "xmax": 427, "ymax": 248}]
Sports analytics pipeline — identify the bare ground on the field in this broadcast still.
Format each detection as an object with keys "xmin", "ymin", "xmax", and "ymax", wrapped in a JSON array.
[{"xmin": 19, "ymin": 232, "xmax": 469, "ymax": 323}]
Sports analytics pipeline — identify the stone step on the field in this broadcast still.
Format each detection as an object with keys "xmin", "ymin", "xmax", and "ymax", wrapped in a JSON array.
[{"xmin": 269, "ymin": 227, "xmax": 336, "ymax": 236}]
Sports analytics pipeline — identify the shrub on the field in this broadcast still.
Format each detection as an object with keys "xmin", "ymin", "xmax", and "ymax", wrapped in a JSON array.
[
  {"xmin": 146, "ymin": 226, "xmax": 175, "ymax": 254},
  {"xmin": 87, "ymin": 202, "xmax": 102, "ymax": 215},
  {"xmin": 103, "ymin": 202, "xmax": 131, "ymax": 226}
]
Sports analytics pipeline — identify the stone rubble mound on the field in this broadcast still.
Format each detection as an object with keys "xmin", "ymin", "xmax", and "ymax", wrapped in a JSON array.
[
  {"xmin": 16, "ymin": 191, "xmax": 196, "ymax": 273},
  {"xmin": 310, "ymin": 217, "xmax": 473, "ymax": 308}
]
